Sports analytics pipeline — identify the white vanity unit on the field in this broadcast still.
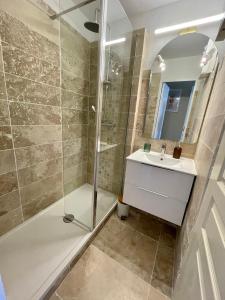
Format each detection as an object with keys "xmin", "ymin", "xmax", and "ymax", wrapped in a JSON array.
[{"xmin": 123, "ymin": 150, "xmax": 197, "ymax": 226}]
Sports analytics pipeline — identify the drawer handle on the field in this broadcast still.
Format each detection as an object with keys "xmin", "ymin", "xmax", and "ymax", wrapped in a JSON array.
[{"xmin": 136, "ymin": 186, "xmax": 168, "ymax": 198}]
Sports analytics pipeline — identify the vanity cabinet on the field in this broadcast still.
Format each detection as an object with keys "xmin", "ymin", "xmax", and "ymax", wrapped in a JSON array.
[{"xmin": 123, "ymin": 160, "xmax": 195, "ymax": 226}]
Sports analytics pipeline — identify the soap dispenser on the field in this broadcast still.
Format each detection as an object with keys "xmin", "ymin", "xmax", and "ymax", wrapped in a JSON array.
[{"xmin": 173, "ymin": 142, "xmax": 182, "ymax": 159}]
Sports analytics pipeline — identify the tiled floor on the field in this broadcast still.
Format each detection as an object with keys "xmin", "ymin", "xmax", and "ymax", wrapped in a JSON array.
[{"xmin": 50, "ymin": 208, "xmax": 177, "ymax": 300}]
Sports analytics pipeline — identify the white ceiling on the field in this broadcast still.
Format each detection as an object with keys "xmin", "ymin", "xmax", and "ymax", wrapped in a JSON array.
[
  {"xmin": 160, "ymin": 33, "xmax": 209, "ymax": 59},
  {"xmin": 120, "ymin": 0, "xmax": 182, "ymax": 17}
]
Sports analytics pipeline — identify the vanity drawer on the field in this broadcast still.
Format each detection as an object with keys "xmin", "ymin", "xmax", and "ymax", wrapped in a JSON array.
[
  {"xmin": 125, "ymin": 160, "xmax": 194, "ymax": 203},
  {"xmin": 123, "ymin": 182, "xmax": 186, "ymax": 225}
]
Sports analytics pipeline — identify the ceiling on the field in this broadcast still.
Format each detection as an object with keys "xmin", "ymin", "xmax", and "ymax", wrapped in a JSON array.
[
  {"xmin": 160, "ymin": 33, "xmax": 209, "ymax": 59},
  {"xmin": 119, "ymin": 0, "xmax": 182, "ymax": 17}
]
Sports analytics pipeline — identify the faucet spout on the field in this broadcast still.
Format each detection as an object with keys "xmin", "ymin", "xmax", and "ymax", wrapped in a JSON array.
[{"xmin": 160, "ymin": 144, "xmax": 166, "ymax": 160}]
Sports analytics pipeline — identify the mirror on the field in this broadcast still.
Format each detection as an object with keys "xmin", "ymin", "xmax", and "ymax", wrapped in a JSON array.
[{"xmin": 143, "ymin": 33, "xmax": 218, "ymax": 143}]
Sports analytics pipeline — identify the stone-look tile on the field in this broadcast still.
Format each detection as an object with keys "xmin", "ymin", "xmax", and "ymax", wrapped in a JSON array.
[
  {"xmin": 151, "ymin": 245, "xmax": 174, "ymax": 297},
  {"xmin": 9, "ymin": 102, "xmax": 61, "ymax": 125},
  {"xmin": 0, "ymin": 207, "xmax": 23, "ymax": 236},
  {"xmin": 0, "ymin": 149, "xmax": 16, "ymax": 175},
  {"xmin": 0, "ymin": 171, "xmax": 18, "ymax": 197},
  {"xmin": 149, "ymin": 286, "xmax": 170, "ymax": 300},
  {"xmin": 5, "ymin": 73, "xmax": 60, "ymax": 106},
  {"xmin": 63, "ymin": 137, "xmax": 87, "ymax": 157},
  {"xmin": 0, "ymin": 126, "xmax": 13, "ymax": 150},
  {"xmin": 22, "ymin": 184, "xmax": 63, "ymax": 220},
  {"xmin": 61, "ymin": 69, "xmax": 89, "ymax": 95},
  {"xmin": 18, "ymin": 158, "xmax": 62, "ymax": 187},
  {"xmin": 0, "ymin": 72, "xmax": 6, "ymax": 99},
  {"xmin": 126, "ymin": 208, "xmax": 162, "ymax": 241},
  {"xmin": 93, "ymin": 214, "xmax": 157, "ymax": 282},
  {"xmin": 0, "ymin": 44, "xmax": 3, "ymax": 72},
  {"xmin": 12, "ymin": 125, "xmax": 61, "ymax": 148},
  {"xmin": 61, "ymin": 48, "xmax": 90, "ymax": 80},
  {"xmin": 63, "ymin": 162, "xmax": 87, "ymax": 186},
  {"xmin": 64, "ymin": 152, "xmax": 87, "ymax": 170},
  {"xmin": 0, "ymin": 10, "xmax": 59, "ymax": 64},
  {"xmin": 15, "ymin": 142, "xmax": 62, "ymax": 169},
  {"xmin": 62, "ymin": 124, "xmax": 88, "ymax": 141},
  {"xmin": 60, "ymin": 20, "xmax": 90, "ymax": 64},
  {"xmin": 2, "ymin": 44, "xmax": 60, "ymax": 87},
  {"xmin": 0, "ymin": 190, "xmax": 20, "ymax": 217},
  {"xmin": 0, "ymin": 100, "xmax": 10, "ymax": 125},
  {"xmin": 20, "ymin": 172, "xmax": 62, "ymax": 206},
  {"xmin": 159, "ymin": 224, "xmax": 177, "ymax": 249},
  {"xmin": 64, "ymin": 173, "xmax": 87, "ymax": 196},
  {"xmin": 56, "ymin": 245, "xmax": 150, "ymax": 300},
  {"xmin": 61, "ymin": 89, "xmax": 88, "ymax": 110},
  {"xmin": 62, "ymin": 108, "xmax": 88, "ymax": 125}
]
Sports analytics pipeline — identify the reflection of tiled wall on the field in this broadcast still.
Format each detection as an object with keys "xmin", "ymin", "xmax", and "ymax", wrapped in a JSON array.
[
  {"xmin": 175, "ymin": 57, "xmax": 225, "ymax": 282},
  {"xmin": 0, "ymin": 2, "xmax": 91, "ymax": 235}
]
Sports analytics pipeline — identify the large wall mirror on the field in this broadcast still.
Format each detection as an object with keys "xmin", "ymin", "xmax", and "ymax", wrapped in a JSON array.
[{"xmin": 143, "ymin": 33, "xmax": 218, "ymax": 144}]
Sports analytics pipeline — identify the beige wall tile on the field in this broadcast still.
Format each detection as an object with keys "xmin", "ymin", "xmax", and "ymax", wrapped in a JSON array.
[
  {"xmin": 5, "ymin": 73, "xmax": 60, "ymax": 106},
  {"xmin": 18, "ymin": 158, "xmax": 62, "ymax": 187},
  {"xmin": 0, "ymin": 126, "xmax": 13, "ymax": 150},
  {"xmin": 22, "ymin": 185, "xmax": 63, "ymax": 220},
  {"xmin": 61, "ymin": 89, "xmax": 88, "ymax": 110},
  {"xmin": 2, "ymin": 44, "xmax": 60, "ymax": 87},
  {"xmin": 0, "ymin": 190, "xmax": 20, "ymax": 216},
  {"xmin": 12, "ymin": 125, "xmax": 61, "ymax": 148},
  {"xmin": 0, "ymin": 72, "xmax": 7, "ymax": 99},
  {"xmin": 0, "ymin": 100, "xmax": 10, "ymax": 125},
  {"xmin": 15, "ymin": 142, "xmax": 62, "ymax": 169},
  {"xmin": 0, "ymin": 149, "xmax": 16, "ymax": 175},
  {"xmin": 62, "ymin": 108, "xmax": 88, "ymax": 125},
  {"xmin": 0, "ymin": 207, "xmax": 23, "ymax": 236},
  {"xmin": 0, "ymin": 9, "xmax": 59, "ymax": 64},
  {"xmin": 20, "ymin": 172, "xmax": 62, "ymax": 205},
  {"xmin": 9, "ymin": 102, "xmax": 62, "ymax": 125},
  {"xmin": 0, "ymin": 171, "xmax": 18, "ymax": 196}
]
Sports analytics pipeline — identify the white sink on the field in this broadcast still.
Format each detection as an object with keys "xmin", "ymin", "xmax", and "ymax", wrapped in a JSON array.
[
  {"xmin": 126, "ymin": 149, "xmax": 197, "ymax": 176},
  {"xmin": 145, "ymin": 152, "xmax": 180, "ymax": 166}
]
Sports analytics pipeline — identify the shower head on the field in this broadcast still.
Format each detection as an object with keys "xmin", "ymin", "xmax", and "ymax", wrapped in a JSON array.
[
  {"xmin": 84, "ymin": 21, "xmax": 99, "ymax": 33},
  {"xmin": 84, "ymin": 8, "xmax": 99, "ymax": 33}
]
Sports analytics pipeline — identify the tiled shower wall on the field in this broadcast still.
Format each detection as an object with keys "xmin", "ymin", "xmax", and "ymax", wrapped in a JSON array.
[
  {"xmin": 87, "ymin": 38, "xmax": 133, "ymax": 195},
  {"xmin": 0, "ymin": 2, "xmax": 91, "ymax": 235}
]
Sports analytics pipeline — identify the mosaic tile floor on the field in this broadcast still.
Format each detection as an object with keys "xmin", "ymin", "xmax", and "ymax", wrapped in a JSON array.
[{"xmin": 50, "ymin": 208, "xmax": 177, "ymax": 300}]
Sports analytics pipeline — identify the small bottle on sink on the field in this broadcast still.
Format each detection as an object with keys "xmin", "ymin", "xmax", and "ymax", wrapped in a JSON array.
[{"xmin": 173, "ymin": 142, "xmax": 182, "ymax": 159}]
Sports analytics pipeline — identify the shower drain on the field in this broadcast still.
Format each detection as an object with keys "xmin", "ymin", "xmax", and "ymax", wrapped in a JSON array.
[{"xmin": 63, "ymin": 214, "xmax": 75, "ymax": 223}]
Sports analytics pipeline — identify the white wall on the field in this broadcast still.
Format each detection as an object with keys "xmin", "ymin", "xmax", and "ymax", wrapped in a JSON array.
[
  {"xmin": 161, "ymin": 56, "xmax": 202, "ymax": 82},
  {"xmin": 129, "ymin": 0, "xmax": 225, "ymax": 66}
]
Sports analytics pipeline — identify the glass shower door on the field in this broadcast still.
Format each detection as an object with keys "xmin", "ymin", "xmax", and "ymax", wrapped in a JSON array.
[
  {"xmin": 95, "ymin": 0, "xmax": 133, "ymax": 225},
  {"xmin": 60, "ymin": 0, "xmax": 101, "ymax": 230}
]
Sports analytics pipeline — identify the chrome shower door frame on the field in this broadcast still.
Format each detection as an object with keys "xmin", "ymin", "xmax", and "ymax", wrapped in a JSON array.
[{"xmin": 91, "ymin": 0, "xmax": 108, "ymax": 230}]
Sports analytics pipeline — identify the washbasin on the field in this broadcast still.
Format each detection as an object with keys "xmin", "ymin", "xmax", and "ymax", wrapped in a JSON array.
[{"xmin": 145, "ymin": 152, "xmax": 180, "ymax": 166}]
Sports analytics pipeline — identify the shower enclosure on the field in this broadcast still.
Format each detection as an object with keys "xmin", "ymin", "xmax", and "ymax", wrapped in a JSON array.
[{"xmin": 55, "ymin": 0, "xmax": 133, "ymax": 230}]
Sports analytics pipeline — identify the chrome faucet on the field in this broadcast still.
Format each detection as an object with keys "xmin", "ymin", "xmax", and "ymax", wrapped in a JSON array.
[{"xmin": 160, "ymin": 144, "xmax": 166, "ymax": 160}]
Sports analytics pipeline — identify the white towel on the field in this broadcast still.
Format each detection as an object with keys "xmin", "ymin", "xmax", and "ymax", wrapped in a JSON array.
[{"xmin": 0, "ymin": 275, "xmax": 6, "ymax": 300}]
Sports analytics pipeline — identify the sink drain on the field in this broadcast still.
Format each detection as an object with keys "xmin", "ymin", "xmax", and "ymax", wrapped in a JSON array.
[{"xmin": 63, "ymin": 214, "xmax": 75, "ymax": 223}]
